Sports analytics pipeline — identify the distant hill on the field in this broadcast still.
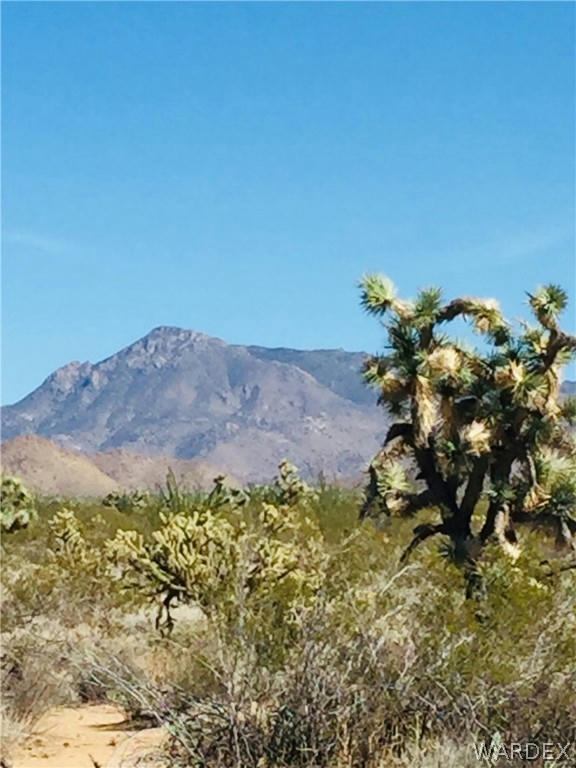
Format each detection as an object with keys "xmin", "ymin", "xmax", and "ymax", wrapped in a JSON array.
[
  {"xmin": 0, "ymin": 435, "xmax": 228, "ymax": 497},
  {"xmin": 1, "ymin": 328, "xmax": 386, "ymax": 482},
  {"xmin": 89, "ymin": 448, "xmax": 236, "ymax": 491},
  {"xmin": 0, "ymin": 435, "xmax": 120, "ymax": 497}
]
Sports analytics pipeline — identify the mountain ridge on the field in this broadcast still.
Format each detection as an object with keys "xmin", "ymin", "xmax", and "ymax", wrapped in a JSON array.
[
  {"xmin": 1, "ymin": 327, "xmax": 385, "ymax": 481},
  {"xmin": 2, "ymin": 326, "xmax": 574, "ymax": 483}
]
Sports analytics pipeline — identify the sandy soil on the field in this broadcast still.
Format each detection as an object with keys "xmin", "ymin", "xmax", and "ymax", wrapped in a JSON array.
[{"xmin": 10, "ymin": 704, "xmax": 164, "ymax": 768}]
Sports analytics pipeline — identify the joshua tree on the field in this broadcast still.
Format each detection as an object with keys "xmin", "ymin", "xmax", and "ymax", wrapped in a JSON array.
[{"xmin": 359, "ymin": 276, "xmax": 576, "ymax": 584}]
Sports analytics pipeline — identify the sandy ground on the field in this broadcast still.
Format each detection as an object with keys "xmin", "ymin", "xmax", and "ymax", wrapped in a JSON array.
[{"xmin": 10, "ymin": 704, "xmax": 164, "ymax": 768}]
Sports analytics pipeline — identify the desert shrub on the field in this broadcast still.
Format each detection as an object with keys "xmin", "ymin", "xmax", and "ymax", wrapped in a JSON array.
[
  {"xmin": 2, "ymin": 470, "xmax": 574, "ymax": 767},
  {"xmin": 121, "ymin": 513, "xmax": 571, "ymax": 767},
  {"xmin": 1, "ymin": 505, "xmax": 149, "ymax": 635},
  {"xmin": 400, "ymin": 545, "xmax": 576, "ymax": 744},
  {"xmin": 308, "ymin": 485, "xmax": 362, "ymax": 543},
  {"xmin": 106, "ymin": 465, "xmax": 328, "ymax": 662},
  {"xmin": 1, "ymin": 476, "xmax": 36, "ymax": 533},
  {"xmin": 155, "ymin": 549, "xmax": 575, "ymax": 767},
  {"xmin": 246, "ymin": 460, "xmax": 319, "ymax": 507},
  {"xmin": 102, "ymin": 489, "xmax": 150, "ymax": 513}
]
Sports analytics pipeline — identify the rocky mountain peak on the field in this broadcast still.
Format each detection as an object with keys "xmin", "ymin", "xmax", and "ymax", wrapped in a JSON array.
[
  {"xmin": 145, "ymin": 326, "xmax": 221, "ymax": 344},
  {"xmin": 45, "ymin": 360, "xmax": 93, "ymax": 394},
  {"xmin": 105, "ymin": 326, "xmax": 226, "ymax": 371}
]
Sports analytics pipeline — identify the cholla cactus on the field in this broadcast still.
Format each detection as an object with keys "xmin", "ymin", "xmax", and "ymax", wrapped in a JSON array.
[
  {"xmin": 107, "ymin": 493, "xmax": 326, "ymax": 637},
  {"xmin": 107, "ymin": 510, "xmax": 238, "ymax": 624},
  {"xmin": 1, "ymin": 476, "xmax": 36, "ymax": 533},
  {"xmin": 274, "ymin": 460, "xmax": 318, "ymax": 506},
  {"xmin": 48, "ymin": 507, "xmax": 92, "ymax": 564},
  {"xmin": 243, "ymin": 461, "xmax": 319, "ymax": 508},
  {"xmin": 360, "ymin": 275, "xmax": 576, "ymax": 575}
]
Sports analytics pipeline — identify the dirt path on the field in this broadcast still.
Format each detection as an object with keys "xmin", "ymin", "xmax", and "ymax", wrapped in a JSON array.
[{"xmin": 10, "ymin": 704, "xmax": 164, "ymax": 768}]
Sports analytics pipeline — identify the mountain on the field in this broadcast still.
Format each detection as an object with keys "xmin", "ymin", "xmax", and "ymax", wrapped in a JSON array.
[
  {"xmin": 1, "ymin": 328, "xmax": 386, "ymax": 482},
  {"xmin": 2, "ymin": 327, "xmax": 574, "ymax": 484},
  {"xmin": 0, "ymin": 435, "xmax": 227, "ymax": 496}
]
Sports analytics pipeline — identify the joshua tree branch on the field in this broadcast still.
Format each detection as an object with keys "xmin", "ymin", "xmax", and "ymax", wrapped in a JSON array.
[
  {"xmin": 542, "ymin": 330, "xmax": 576, "ymax": 372},
  {"xmin": 401, "ymin": 522, "xmax": 449, "ymax": 563},
  {"xmin": 460, "ymin": 456, "xmax": 489, "ymax": 520},
  {"xmin": 438, "ymin": 298, "xmax": 472, "ymax": 323},
  {"xmin": 480, "ymin": 499, "xmax": 499, "ymax": 542},
  {"xmin": 480, "ymin": 450, "xmax": 516, "ymax": 542},
  {"xmin": 401, "ymin": 489, "xmax": 434, "ymax": 516},
  {"xmin": 385, "ymin": 422, "xmax": 414, "ymax": 445},
  {"xmin": 413, "ymin": 444, "xmax": 460, "ymax": 517}
]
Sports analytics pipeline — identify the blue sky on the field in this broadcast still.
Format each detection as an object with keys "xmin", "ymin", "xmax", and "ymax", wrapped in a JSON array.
[{"xmin": 2, "ymin": 1, "xmax": 575, "ymax": 405}]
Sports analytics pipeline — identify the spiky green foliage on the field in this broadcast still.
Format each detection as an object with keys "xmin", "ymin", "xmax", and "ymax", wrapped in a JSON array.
[
  {"xmin": 1, "ymin": 476, "xmax": 37, "ymax": 534},
  {"xmin": 359, "ymin": 273, "xmax": 399, "ymax": 316},
  {"xmin": 359, "ymin": 275, "xmax": 576, "ymax": 581},
  {"xmin": 412, "ymin": 285, "xmax": 444, "ymax": 328},
  {"xmin": 561, "ymin": 395, "xmax": 576, "ymax": 425},
  {"xmin": 528, "ymin": 284, "xmax": 568, "ymax": 329},
  {"xmin": 106, "ymin": 462, "xmax": 326, "ymax": 648}
]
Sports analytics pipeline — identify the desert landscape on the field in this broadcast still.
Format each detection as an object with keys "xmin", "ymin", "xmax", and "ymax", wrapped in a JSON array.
[
  {"xmin": 3, "ymin": 2, "xmax": 575, "ymax": 767},
  {"xmin": 3, "ymin": 278, "xmax": 576, "ymax": 768}
]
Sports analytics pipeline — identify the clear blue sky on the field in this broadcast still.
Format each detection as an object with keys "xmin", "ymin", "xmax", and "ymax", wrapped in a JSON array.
[{"xmin": 2, "ymin": 2, "xmax": 575, "ymax": 405}]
